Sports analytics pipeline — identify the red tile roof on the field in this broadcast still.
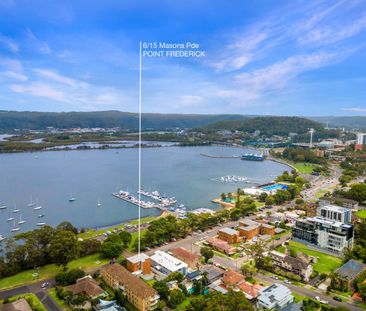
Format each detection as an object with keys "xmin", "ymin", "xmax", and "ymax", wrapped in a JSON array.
[
  {"xmin": 171, "ymin": 247, "xmax": 200, "ymax": 264},
  {"xmin": 65, "ymin": 276, "xmax": 104, "ymax": 298},
  {"xmin": 238, "ymin": 281, "xmax": 263, "ymax": 299},
  {"xmin": 223, "ymin": 270, "xmax": 245, "ymax": 286}
]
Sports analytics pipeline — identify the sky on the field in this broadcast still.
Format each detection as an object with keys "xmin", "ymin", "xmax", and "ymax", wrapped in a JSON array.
[{"xmin": 0, "ymin": 0, "xmax": 366, "ymax": 116}]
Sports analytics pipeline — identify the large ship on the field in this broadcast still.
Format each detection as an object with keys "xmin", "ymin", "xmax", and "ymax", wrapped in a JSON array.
[{"xmin": 241, "ymin": 153, "xmax": 265, "ymax": 161}]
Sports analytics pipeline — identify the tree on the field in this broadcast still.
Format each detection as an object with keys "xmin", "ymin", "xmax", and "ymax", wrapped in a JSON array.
[
  {"xmin": 49, "ymin": 230, "xmax": 79, "ymax": 269},
  {"xmin": 119, "ymin": 231, "xmax": 132, "ymax": 246},
  {"xmin": 200, "ymin": 247, "xmax": 214, "ymax": 263},
  {"xmin": 79, "ymin": 239, "xmax": 101, "ymax": 257},
  {"xmin": 168, "ymin": 289, "xmax": 185, "ymax": 308},
  {"xmin": 241, "ymin": 264, "xmax": 256, "ymax": 278},
  {"xmin": 101, "ymin": 241, "xmax": 123, "ymax": 259},
  {"xmin": 56, "ymin": 221, "xmax": 78, "ymax": 234},
  {"xmin": 153, "ymin": 281, "xmax": 170, "ymax": 301},
  {"xmin": 265, "ymin": 196, "xmax": 275, "ymax": 206},
  {"xmin": 55, "ymin": 268, "xmax": 85, "ymax": 285}
]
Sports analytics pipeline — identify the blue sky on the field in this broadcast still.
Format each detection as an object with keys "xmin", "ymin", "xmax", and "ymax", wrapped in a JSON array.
[{"xmin": 0, "ymin": 0, "xmax": 366, "ymax": 116}]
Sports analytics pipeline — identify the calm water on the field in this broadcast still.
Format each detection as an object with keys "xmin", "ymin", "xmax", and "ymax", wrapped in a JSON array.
[{"xmin": 0, "ymin": 146, "xmax": 289, "ymax": 237}]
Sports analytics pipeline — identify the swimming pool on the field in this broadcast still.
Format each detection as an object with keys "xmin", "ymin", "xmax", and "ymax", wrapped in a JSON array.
[{"xmin": 261, "ymin": 183, "xmax": 288, "ymax": 191}]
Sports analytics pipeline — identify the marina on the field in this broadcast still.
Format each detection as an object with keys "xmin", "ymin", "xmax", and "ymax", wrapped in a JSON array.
[{"xmin": 0, "ymin": 146, "xmax": 290, "ymax": 237}]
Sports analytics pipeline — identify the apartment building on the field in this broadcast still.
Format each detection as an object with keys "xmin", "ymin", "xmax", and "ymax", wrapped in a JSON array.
[
  {"xmin": 257, "ymin": 284, "xmax": 294, "ymax": 310},
  {"xmin": 150, "ymin": 250, "xmax": 188, "ymax": 276},
  {"xmin": 217, "ymin": 227, "xmax": 240, "ymax": 244},
  {"xmin": 317, "ymin": 204, "xmax": 352, "ymax": 224},
  {"xmin": 101, "ymin": 264, "xmax": 159, "ymax": 311},
  {"xmin": 171, "ymin": 247, "xmax": 200, "ymax": 269},
  {"xmin": 126, "ymin": 253, "xmax": 151, "ymax": 275},
  {"xmin": 292, "ymin": 216, "xmax": 354, "ymax": 254}
]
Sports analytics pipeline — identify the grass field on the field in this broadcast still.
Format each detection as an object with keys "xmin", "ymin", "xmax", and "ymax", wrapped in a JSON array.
[
  {"xmin": 292, "ymin": 162, "xmax": 320, "ymax": 174},
  {"xmin": 356, "ymin": 210, "xmax": 366, "ymax": 219},
  {"xmin": 277, "ymin": 241, "xmax": 342, "ymax": 274},
  {"xmin": 78, "ymin": 215, "xmax": 158, "ymax": 239},
  {"xmin": 0, "ymin": 253, "xmax": 109, "ymax": 291}
]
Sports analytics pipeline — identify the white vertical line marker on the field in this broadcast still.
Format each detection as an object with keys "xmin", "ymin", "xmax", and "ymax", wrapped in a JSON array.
[{"xmin": 138, "ymin": 41, "xmax": 142, "ymax": 259}]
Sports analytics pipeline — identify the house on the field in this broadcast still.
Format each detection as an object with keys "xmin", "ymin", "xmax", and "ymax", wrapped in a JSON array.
[
  {"xmin": 336, "ymin": 259, "xmax": 366, "ymax": 289},
  {"xmin": 238, "ymin": 281, "xmax": 263, "ymax": 301},
  {"xmin": 171, "ymin": 247, "xmax": 200, "ymax": 269},
  {"xmin": 1, "ymin": 299, "xmax": 32, "ymax": 311},
  {"xmin": 150, "ymin": 250, "xmax": 188, "ymax": 275},
  {"xmin": 222, "ymin": 270, "xmax": 245, "ymax": 287},
  {"xmin": 257, "ymin": 283, "xmax": 294, "ymax": 310},
  {"xmin": 126, "ymin": 253, "xmax": 151, "ymax": 275},
  {"xmin": 269, "ymin": 251, "xmax": 313, "ymax": 282},
  {"xmin": 200, "ymin": 266, "xmax": 225, "ymax": 284},
  {"xmin": 101, "ymin": 264, "xmax": 159, "ymax": 311},
  {"xmin": 65, "ymin": 275, "xmax": 106, "ymax": 299},
  {"xmin": 94, "ymin": 299, "xmax": 126, "ymax": 311},
  {"xmin": 206, "ymin": 237, "xmax": 236, "ymax": 255},
  {"xmin": 217, "ymin": 228, "xmax": 240, "ymax": 244}
]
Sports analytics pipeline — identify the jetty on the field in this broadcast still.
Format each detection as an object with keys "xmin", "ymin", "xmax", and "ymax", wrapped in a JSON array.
[{"xmin": 200, "ymin": 153, "xmax": 240, "ymax": 159}]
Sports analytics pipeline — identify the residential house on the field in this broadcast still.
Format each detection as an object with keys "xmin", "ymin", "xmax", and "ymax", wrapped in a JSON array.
[
  {"xmin": 269, "ymin": 251, "xmax": 313, "ymax": 282},
  {"xmin": 94, "ymin": 299, "xmax": 126, "ymax": 311},
  {"xmin": 1, "ymin": 299, "xmax": 32, "ymax": 311},
  {"xmin": 101, "ymin": 264, "xmax": 159, "ymax": 311},
  {"xmin": 206, "ymin": 237, "xmax": 236, "ymax": 255},
  {"xmin": 200, "ymin": 266, "xmax": 225, "ymax": 284},
  {"xmin": 257, "ymin": 283, "xmax": 294, "ymax": 310},
  {"xmin": 170, "ymin": 247, "xmax": 200, "ymax": 269},
  {"xmin": 65, "ymin": 275, "xmax": 106, "ymax": 299},
  {"xmin": 336, "ymin": 259, "xmax": 366, "ymax": 289}
]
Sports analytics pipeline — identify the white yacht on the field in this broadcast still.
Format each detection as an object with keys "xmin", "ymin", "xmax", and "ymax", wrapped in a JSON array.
[
  {"xmin": 97, "ymin": 199, "xmax": 102, "ymax": 207},
  {"xmin": 11, "ymin": 220, "xmax": 20, "ymax": 232},
  {"xmin": 33, "ymin": 205, "xmax": 42, "ymax": 210},
  {"xmin": 18, "ymin": 214, "xmax": 26, "ymax": 225},
  {"xmin": 37, "ymin": 222, "xmax": 46, "ymax": 226},
  {"xmin": 0, "ymin": 205, "xmax": 6, "ymax": 210},
  {"xmin": 0, "ymin": 235, "xmax": 6, "ymax": 242},
  {"xmin": 28, "ymin": 196, "xmax": 35, "ymax": 207}
]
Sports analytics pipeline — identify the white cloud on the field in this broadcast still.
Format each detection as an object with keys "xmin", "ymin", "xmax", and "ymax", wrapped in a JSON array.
[
  {"xmin": 33, "ymin": 68, "xmax": 88, "ymax": 88},
  {"xmin": 2, "ymin": 70, "xmax": 28, "ymax": 81},
  {"xmin": 9, "ymin": 82, "xmax": 68, "ymax": 102},
  {"xmin": 25, "ymin": 28, "xmax": 52, "ymax": 55},
  {"xmin": 0, "ymin": 33, "xmax": 19, "ymax": 53}
]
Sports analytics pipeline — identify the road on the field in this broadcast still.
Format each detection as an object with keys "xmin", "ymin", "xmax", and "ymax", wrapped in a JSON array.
[{"xmin": 0, "ymin": 278, "xmax": 61, "ymax": 311}]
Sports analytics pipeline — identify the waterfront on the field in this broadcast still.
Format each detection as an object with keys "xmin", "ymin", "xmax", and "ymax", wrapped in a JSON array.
[{"xmin": 0, "ymin": 146, "xmax": 289, "ymax": 237}]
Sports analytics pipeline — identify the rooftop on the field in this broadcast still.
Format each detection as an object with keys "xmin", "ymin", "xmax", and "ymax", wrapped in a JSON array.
[
  {"xmin": 66, "ymin": 275, "xmax": 105, "ymax": 298},
  {"xmin": 238, "ymin": 281, "xmax": 263, "ymax": 299},
  {"xmin": 151, "ymin": 250, "xmax": 188, "ymax": 272},
  {"xmin": 1, "ymin": 299, "xmax": 32, "ymax": 311},
  {"xmin": 222, "ymin": 270, "xmax": 245, "ymax": 286},
  {"xmin": 258, "ymin": 283, "xmax": 292, "ymax": 306},
  {"xmin": 305, "ymin": 216, "xmax": 351, "ymax": 228},
  {"xmin": 336, "ymin": 259, "xmax": 366, "ymax": 281},
  {"xmin": 206, "ymin": 237, "xmax": 236, "ymax": 253},
  {"xmin": 319, "ymin": 204, "xmax": 350, "ymax": 213},
  {"xmin": 219, "ymin": 227, "xmax": 239, "ymax": 235},
  {"xmin": 102, "ymin": 264, "xmax": 157, "ymax": 298},
  {"xmin": 239, "ymin": 219, "xmax": 260, "ymax": 227},
  {"xmin": 171, "ymin": 247, "xmax": 200, "ymax": 264},
  {"xmin": 127, "ymin": 253, "xmax": 150, "ymax": 264}
]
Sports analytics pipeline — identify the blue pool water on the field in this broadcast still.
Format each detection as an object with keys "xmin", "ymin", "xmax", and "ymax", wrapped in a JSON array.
[{"xmin": 261, "ymin": 184, "xmax": 288, "ymax": 191}]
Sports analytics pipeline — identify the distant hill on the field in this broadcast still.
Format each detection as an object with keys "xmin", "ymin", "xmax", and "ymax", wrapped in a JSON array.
[
  {"xmin": 309, "ymin": 116, "xmax": 366, "ymax": 129},
  {"xmin": 0, "ymin": 111, "xmax": 245, "ymax": 131},
  {"xmin": 200, "ymin": 116, "xmax": 325, "ymax": 136}
]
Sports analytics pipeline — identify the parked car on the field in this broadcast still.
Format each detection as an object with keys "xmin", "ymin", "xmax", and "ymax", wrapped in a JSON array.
[
  {"xmin": 41, "ymin": 282, "xmax": 49, "ymax": 289},
  {"xmin": 333, "ymin": 297, "xmax": 342, "ymax": 302}
]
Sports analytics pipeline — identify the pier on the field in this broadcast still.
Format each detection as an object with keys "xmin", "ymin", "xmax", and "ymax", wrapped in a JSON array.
[{"xmin": 200, "ymin": 153, "xmax": 240, "ymax": 159}]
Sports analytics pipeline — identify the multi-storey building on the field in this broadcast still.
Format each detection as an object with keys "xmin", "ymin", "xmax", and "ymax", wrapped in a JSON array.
[
  {"xmin": 150, "ymin": 250, "xmax": 188, "ymax": 276},
  {"xmin": 101, "ymin": 263, "xmax": 159, "ymax": 311},
  {"xmin": 257, "ymin": 284, "xmax": 294, "ymax": 310},
  {"xmin": 126, "ymin": 253, "xmax": 151, "ymax": 275},
  {"xmin": 355, "ymin": 133, "xmax": 366, "ymax": 151},
  {"xmin": 292, "ymin": 216, "xmax": 354, "ymax": 254},
  {"xmin": 317, "ymin": 204, "xmax": 352, "ymax": 224},
  {"xmin": 217, "ymin": 227, "xmax": 240, "ymax": 244}
]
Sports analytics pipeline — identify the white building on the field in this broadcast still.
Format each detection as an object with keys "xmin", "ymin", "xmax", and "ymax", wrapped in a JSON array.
[
  {"xmin": 356, "ymin": 133, "xmax": 366, "ymax": 150},
  {"xmin": 257, "ymin": 283, "xmax": 293, "ymax": 310},
  {"xmin": 150, "ymin": 251, "xmax": 188, "ymax": 276},
  {"xmin": 317, "ymin": 204, "xmax": 351, "ymax": 224}
]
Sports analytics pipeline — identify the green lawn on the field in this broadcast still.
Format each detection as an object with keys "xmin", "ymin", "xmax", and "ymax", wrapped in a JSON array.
[
  {"xmin": 285, "ymin": 241, "xmax": 342, "ymax": 274},
  {"xmin": 0, "ymin": 253, "xmax": 109, "ymax": 291},
  {"xmin": 292, "ymin": 293, "xmax": 306, "ymax": 303},
  {"xmin": 292, "ymin": 162, "xmax": 319, "ymax": 174},
  {"xmin": 356, "ymin": 210, "xmax": 366, "ymax": 219},
  {"xmin": 78, "ymin": 215, "xmax": 158, "ymax": 240}
]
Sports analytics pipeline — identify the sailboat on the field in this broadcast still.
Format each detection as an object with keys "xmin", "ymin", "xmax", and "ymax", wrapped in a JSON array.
[
  {"xmin": 38, "ymin": 214, "xmax": 45, "ymax": 218},
  {"xmin": 18, "ymin": 213, "xmax": 26, "ymax": 225},
  {"xmin": 97, "ymin": 199, "xmax": 102, "ymax": 207},
  {"xmin": 7, "ymin": 212, "xmax": 14, "ymax": 222},
  {"xmin": 69, "ymin": 193, "xmax": 76, "ymax": 202},
  {"xmin": 36, "ymin": 222, "xmax": 46, "ymax": 226},
  {"xmin": 27, "ymin": 195, "xmax": 35, "ymax": 207},
  {"xmin": 13, "ymin": 204, "xmax": 20, "ymax": 213},
  {"xmin": 34, "ymin": 199, "xmax": 42, "ymax": 210},
  {"xmin": 11, "ymin": 220, "xmax": 20, "ymax": 232},
  {"xmin": 0, "ymin": 204, "xmax": 6, "ymax": 210}
]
